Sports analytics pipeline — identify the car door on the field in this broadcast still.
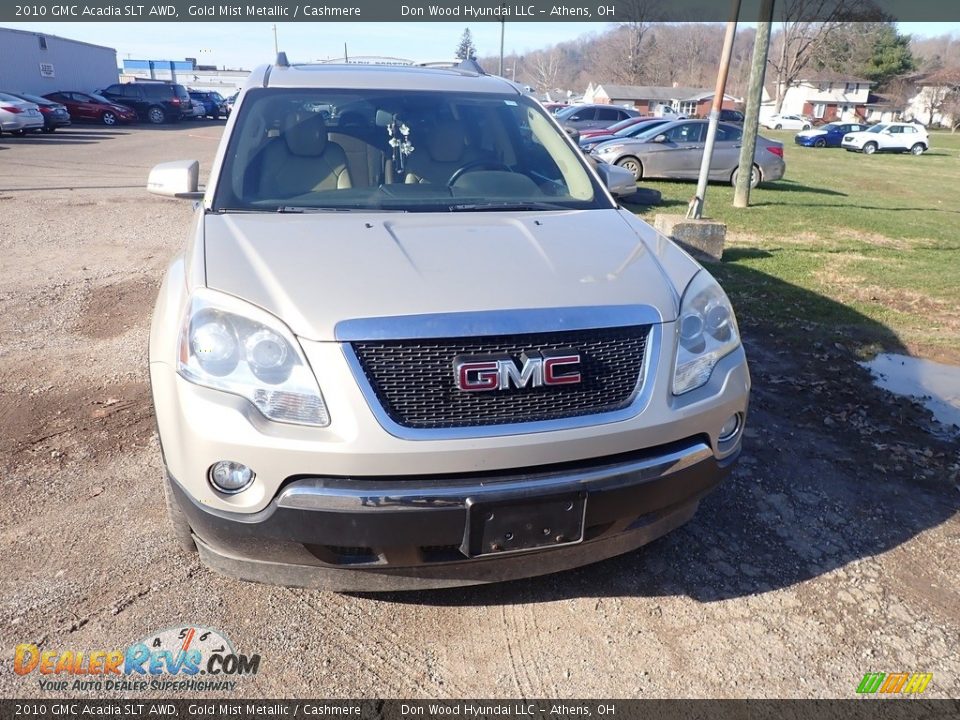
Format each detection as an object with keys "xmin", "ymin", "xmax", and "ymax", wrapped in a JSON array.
[
  {"xmin": 563, "ymin": 107, "xmax": 596, "ymax": 130},
  {"xmin": 881, "ymin": 124, "xmax": 904, "ymax": 150},
  {"xmin": 592, "ymin": 106, "xmax": 621, "ymax": 130},
  {"xmin": 70, "ymin": 93, "xmax": 98, "ymax": 120},
  {"xmin": 642, "ymin": 121, "xmax": 705, "ymax": 178},
  {"xmin": 709, "ymin": 123, "xmax": 743, "ymax": 178}
]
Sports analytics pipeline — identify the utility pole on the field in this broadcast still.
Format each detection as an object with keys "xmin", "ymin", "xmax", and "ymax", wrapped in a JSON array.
[
  {"xmin": 687, "ymin": 0, "xmax": 741, "ymax": 220},
  {"xmin": 734, "ymin": 0, "xmax": 775, "ymax": 208},
  {"xmin": 272, "ymin": 24, "xmax": 278, "ymax": 55},
  {"xmin": 499, "ymin": 18, "xmax": 505, "ymax": 75}
]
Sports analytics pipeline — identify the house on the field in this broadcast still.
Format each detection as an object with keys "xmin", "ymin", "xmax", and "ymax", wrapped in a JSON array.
[
  {"xmin": 863, "ymin": 93, "xmax": 904, "ymax": 124},
  {"xmin": 904, "ymin": 68, "xmax": 960, "ymax": 127},
  {"xmin": 762, "ymin": 71, "xmax": 873, "ymax": 122},
  {"xmin": 584, "ymin": 83, "xmax": 740, "ymax": 117}
]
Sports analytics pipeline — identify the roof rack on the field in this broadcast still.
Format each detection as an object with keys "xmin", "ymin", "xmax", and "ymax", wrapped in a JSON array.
[
  {"xmin": 274, "ymin": 53, "xmax": 485, "ymax": 75},
  {"xmin": 413, "ymin": 58, "xmax": 486, "ymax": 74}
]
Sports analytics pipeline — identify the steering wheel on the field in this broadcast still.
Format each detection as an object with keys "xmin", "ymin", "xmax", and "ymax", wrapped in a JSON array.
[{"xmin": 447, "ymin": 160, "xmax": 513, "ymax": 186}]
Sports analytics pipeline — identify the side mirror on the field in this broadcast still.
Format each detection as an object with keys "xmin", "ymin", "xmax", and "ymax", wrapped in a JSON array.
[
  {"xmin": 595, "ymin": 162, "xmax": 637, "ymax": 197},
  {"xmin": 147, "ymin": 160, "xmax": 202, "ymax": 199},
  {"xmin": 564, "ymin": 126, "xmax": 581, "ymax": 144},
  {"xmin": 652, "ymin": 134, "xmax": 667, "ymax": 143}
]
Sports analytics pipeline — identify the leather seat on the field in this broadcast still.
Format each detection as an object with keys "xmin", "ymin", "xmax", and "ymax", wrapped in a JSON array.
[
  {"xmin": 257, "ymin": 112, "xmax": 352, "ymax": 198},
  {"xmin": 328, "ymin": 111, "xmax": 389, "ymax": 189},
  {"xmin": 404, "ymin": 120, "xmax": 479, "ymax": 185}
]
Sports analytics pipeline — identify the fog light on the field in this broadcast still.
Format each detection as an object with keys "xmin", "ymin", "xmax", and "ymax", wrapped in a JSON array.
[
  {"xmin": 719, "ymin": 414, "xmax": 742, "ymax": 443},
  {"xmin": 209, "ymin": 461, "xmax": 255, "ymax": 494}
]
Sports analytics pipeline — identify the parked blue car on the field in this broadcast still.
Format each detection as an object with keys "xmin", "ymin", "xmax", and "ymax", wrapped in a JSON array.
[
  {"xmin": 187, "ymin": 90, "xmax": 226, "ymax": 119},
  {"xmin": 794, "ymin": 121, "xmax": 868, "ymax": 148}
]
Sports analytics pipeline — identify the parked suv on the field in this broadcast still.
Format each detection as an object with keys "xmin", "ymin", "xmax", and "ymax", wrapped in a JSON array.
[
  {"xmin": 100, "ymin": 81, "xmax": 191, "ymax": 124},
  {"xmin": 556, "ymin": 103, "xmax": 641, "ymax": 131},
  {"xmin": 841, "ymin": 122, "xmax": 929, "ymax": 155},
  {"xmin": 146, "ymin": 57, "xmax": 749, "ymax": 591}
]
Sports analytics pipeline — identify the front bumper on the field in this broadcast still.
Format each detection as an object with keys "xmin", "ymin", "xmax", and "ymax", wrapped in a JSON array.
[{"xmin": 169, "ymin": 436, "xmax": 737, "ymax": 591}]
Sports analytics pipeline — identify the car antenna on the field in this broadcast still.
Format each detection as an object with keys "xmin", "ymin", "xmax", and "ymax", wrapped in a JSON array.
[{"xmin": 276, "ymin": 51, "xmax": 290, "ymax": 67}]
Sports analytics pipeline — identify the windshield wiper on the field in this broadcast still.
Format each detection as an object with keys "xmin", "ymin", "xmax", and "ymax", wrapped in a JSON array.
[
  {"xmin": 447, "ymin": 201, "xmax": 567, "ymax": 212},
  {"xmin": 276, "ymin": 206, "xmax": 408, "ymax": 214}
]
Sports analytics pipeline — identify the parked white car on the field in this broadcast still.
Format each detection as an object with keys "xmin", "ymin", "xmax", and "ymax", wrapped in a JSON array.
[
  {"xmin": 0, "ymin": 92, "xmax": 44, "ymax": 135},
  {"xmin": 841, "ymin": 122, "xmax": 929, "ymax": 155},
  {"xmin": 761, "ymin": 114, "xmax": 812, "ymax": 131}
]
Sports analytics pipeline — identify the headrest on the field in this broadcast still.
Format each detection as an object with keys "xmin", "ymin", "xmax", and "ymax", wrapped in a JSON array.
[
  {"xmin": 338, "ymin": 111, "xmax": 367, "ymax": 128},
  {"xmin": 284, "ymin": 112, "xmax": 328, "ymax": 157},
  {"xmin": 427, "ymin": 121, "xmax": 466, "ymax": 163}
]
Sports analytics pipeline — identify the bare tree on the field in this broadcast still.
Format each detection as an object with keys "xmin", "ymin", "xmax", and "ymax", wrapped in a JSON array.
[
  {"xmin": 528, "ymin": 47, "xmax": 564, "ymax": 94},
  {"xmin": 915, "ymin": 69, "xmax": 960, "ymax": 127},
  {"xmin": 767, "ymin": 0, "xmax": 879, "ymax": 113},
  {"xmin": 941, "ymin": 91, "xmax": 960, "ymax": 132}
]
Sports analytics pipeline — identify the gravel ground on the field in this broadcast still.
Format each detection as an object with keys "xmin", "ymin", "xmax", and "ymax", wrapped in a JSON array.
[{"xmin": 0, "ymin": 124, "xmax": 957, "ymax": 700}]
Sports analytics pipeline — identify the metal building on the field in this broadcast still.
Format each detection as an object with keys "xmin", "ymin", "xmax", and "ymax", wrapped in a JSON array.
[
  {"xmin": 121, "ymin": 59, "xmax": 250, "ymax": 94},
  {"xmin": 0, "ymin": 26, "xmax": 118, "ymax": 95}
]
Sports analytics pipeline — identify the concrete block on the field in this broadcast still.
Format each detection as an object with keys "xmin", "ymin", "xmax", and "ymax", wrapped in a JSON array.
[{"xmin": 653, "ymin": 213, "xmax": 727, "ymax": 262}]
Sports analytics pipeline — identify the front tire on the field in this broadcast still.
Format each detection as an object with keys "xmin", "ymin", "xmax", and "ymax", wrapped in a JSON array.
[
  {"xmin": 775, "ymin": 123, "xmax": 783, "ymax": 130},
  {"xmin": 101, "ymin": 111, "xmax": 117, "ymax": 126},
  {"xmin": 615, "ymin": 156, "xmax": 643, "ymax": 181},
  {"xmin": 163, "ymin": 477, "xmax": 197, "ymax": 553},
  {"xmin": 802, "ymin": 124, "xmax": 811, "ymax": 130},
  {"xmin": 863, "ymin": 142, "xmax": 878, "ymax": 155},
  {"xmin": 814, "ymin": 137, "xmax": 826, "ymax": 148},
  {"xmin": 147, "ymin": 105, "xmax": 166, "ymax": 124},
  {"xmin": 731, "ymin": 164, "xmax": 761, "ymax": 189},
  {"xmin": 910, "ymin": 143, "xmax": 926, "ymax": 155}
]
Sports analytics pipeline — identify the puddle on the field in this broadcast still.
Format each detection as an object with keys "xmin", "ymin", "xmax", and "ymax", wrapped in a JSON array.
[{"xmin": 861, "ymin": 353, "xmax": 960, "ymax": 436}]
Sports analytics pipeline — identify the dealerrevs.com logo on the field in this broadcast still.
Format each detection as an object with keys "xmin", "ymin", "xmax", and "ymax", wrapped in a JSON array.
[{"xmin": 14, "ymin": 625, "xmax": 261, "ymax": 693}]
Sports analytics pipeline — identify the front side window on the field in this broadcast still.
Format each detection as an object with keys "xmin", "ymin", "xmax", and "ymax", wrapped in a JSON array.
[
  {"xmin": 213, "ymin": 88, "xmax": 611, "ymax": 213},
  {"xmin": 663, "ymin": 123, "xmax": 703, "ymax": 143}
]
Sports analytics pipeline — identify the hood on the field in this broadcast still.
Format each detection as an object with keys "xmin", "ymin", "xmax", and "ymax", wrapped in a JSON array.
[
  {"xmin": 203, "ymin": 210, "xmax": 680, "ymax": 341},
  {"xmin": 796, "ymin": 128, "xmax": 826, "ymax": 137}
]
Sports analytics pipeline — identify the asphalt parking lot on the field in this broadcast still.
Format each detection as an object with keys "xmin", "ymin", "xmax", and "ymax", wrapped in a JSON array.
[{"xmin": 0, "ymin": 123, "xmax": 957, "ymax": 699}]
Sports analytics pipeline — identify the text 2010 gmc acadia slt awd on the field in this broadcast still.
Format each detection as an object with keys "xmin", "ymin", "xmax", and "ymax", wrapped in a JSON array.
[{"xmin": 147, "ymin": 56, "xmax": 750, "ymax": 591}]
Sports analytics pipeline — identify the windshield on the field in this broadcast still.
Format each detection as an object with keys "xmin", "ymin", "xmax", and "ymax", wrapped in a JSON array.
[
  {"xmin": 213, "ymin": 88, "xmax": 610, "ymax": 213},
  {"xmin": 867, "ymin": 124, "xmax": 886, "ymax": 133}
]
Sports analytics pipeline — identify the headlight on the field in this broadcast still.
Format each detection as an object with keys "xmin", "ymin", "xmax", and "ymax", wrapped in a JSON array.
[
  {"xmin": 673, "ymin": 271, "xmax": 741, "ymax": 395},
  {"xmin": 177, "ymin": 288, "xmax": 329, "ymax": 426},
  {"xmin": 597, "ymin": 144, "xmax": 623, "ymax": 155}
]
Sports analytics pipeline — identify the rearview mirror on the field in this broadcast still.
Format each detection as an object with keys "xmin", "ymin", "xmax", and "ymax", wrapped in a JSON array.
[
  {"xmin": 147, "ymin": 160, "xmax": 202, "ymax": 199},
  {"xmin": 595, "ymin": 162, "xmax": 637, "ymax": 198}
]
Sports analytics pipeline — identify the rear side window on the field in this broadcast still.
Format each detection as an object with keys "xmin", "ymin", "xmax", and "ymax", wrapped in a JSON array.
[{"xmin": 144, "ymin": 85, "xmax": 169, "ymax": 98}]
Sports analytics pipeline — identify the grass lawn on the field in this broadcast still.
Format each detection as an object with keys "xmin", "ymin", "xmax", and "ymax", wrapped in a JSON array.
[{"xmin": 625, "ymin": 130, "xmax": 960, "ymax": 363}]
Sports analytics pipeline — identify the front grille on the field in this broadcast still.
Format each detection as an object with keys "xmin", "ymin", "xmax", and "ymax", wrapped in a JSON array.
[{"xmin": 351, "ymin": 325, "xmax": 649, "ymax": 429}]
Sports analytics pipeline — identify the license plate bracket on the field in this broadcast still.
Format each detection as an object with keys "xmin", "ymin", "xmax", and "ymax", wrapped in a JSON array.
[{"xmin": 463, "ymin": 493, "xmax": 586, "ymax": 558}]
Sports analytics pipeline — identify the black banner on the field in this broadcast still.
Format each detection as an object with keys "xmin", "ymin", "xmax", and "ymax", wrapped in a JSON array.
[
  {"xmin": 2, "ymin": 0, "xmax": 960, "ymax": 23},
  {"xmin": 2, "ymin": 700, "xmax": 960, "ymax": 720}
]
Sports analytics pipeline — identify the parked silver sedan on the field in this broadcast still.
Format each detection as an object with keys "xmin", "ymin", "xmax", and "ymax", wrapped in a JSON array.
[
  {"xmin": 0, "ymin": 92, "xmax": 45, "ymax": 136},
  {"xmin": 592, "ymin": 119, "xmax": 785, "ymax": 188}
]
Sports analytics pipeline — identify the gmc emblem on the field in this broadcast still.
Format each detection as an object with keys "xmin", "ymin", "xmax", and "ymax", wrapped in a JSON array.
[{"xmin": 454, "ymin": 350, "xmax": 582, "ymax": 392}]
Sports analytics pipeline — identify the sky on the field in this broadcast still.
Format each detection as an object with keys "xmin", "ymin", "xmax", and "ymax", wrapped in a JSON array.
[{"xmin": 5, "ymin": 21, "xmax": 959, "ymax": 71}]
